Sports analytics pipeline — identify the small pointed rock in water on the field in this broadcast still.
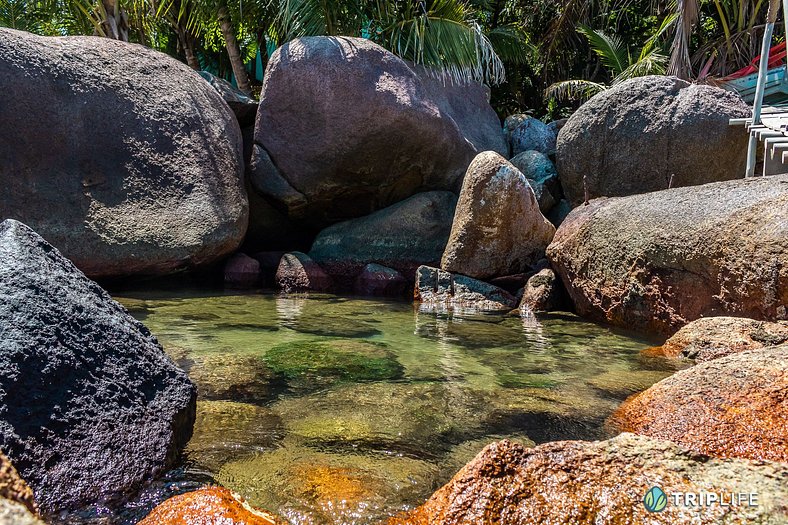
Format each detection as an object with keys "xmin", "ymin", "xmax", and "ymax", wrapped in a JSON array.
[{"xmin": 138, "ymin": 487, "xmax": 283, "ymax": 525}]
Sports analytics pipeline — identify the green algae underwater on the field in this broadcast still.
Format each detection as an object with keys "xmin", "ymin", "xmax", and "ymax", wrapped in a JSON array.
[{"xmin": 109, "ymin": 290, "xmax": 676, "ymax": 525}]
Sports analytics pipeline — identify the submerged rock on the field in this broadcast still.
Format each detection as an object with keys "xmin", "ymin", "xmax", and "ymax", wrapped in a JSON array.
[
  {"xmin": 217, "ymin": 440, "xmax": 440, "ymax": 525},
  {"xmin": 186, "ymin": 401, "xmax": 282, "ymax": 473},
  {"xmin": 264, "ymin": 340, "xmax": 403, "ymax": 391},
  {"xmin": 0, "ymin": 220, "xmax": 196, "ymax": 512},
  {"xmin": 275, "ymin": 252, "xmax": 333, "ymax": 293},
  {"xmin": 415, "ymin": 265, "xmax": 517, "ymax": 311},
  {"xmin": 557, "ymin": 76, "xmax": 749, "ymax": 205},
  {"xmin": 0, "ymin": 28, "xmax": 247, "ymax": 279},
  {"xmin": 309, "ymin": 191, "xmax": 457, "ymax": 282},
  {"xmin": 547, "ymin": 176, "xmax": 788, "ymax": 334},
  {"xmin": 390, "ymin": 434, "xmax": 788, "ymax": 525},
  {"xmin": 441, "ymin": 152, "xmax": 555, "ymax": 280},
  {"xmin": 609, "ymin": 346, "xmax": 788, "ymax": 463},
  {"xmin": 251, "ymin": 36, "xmax": 506, "ymax": 227},
  {"xmin": 644, "ymin": 316, "xmax": 788, "ymax": 362},
  {"xmin": 138, "ymin": 487, "xmax": 282, "ymax": 525}
]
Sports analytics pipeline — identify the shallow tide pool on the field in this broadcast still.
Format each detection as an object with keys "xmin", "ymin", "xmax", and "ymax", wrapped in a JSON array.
[{"xmin": 99, "ymin": 290, "xmax": 673, "ymax": 525}]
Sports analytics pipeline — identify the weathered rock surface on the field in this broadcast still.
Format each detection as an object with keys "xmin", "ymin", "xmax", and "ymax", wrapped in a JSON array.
[
  {"xmin": 251, "ymin": 36, "xmax": 507, "ymax": 227},
  {"xmin": 390, "ymin": 433, "xmax": 788, "ymax": 525},
  {"xmin": 0, "ymin": 220, "xmax": 197, "ymax": 512},
  {"xmin": 275, "ymin": 252, "xmax": 333, "ymax": 293},
  {"xmin": 645, "ymin": 316, "xmax": 788, "ymax": 362},
  {"xmin": 415, "ymin": 266, "xmax": 516, "ymax": 311},
  {"xmin": 354, "ymin": 263, "xmax": 409, "ymax": 297},
  {"xmin": 609, "ymin": 346, "xmax": 788, "ymax": 463},
  {"xmin": 309, "ymin": 191, "xmax": 457, "ymax": 282},
  {"xmin": 0, "ymin": 29, "xmax": 248, "ymax": 279},
  {"xmin": 138, "ymin": 487, "xmax": 282, "ymax": 525},
  {"xmin": 441, "ymin": 152, "xmax": 555, "ymax": 280},
  {"xmin": 509, "ymin": 150, "xmax": 559, "ymax": 214},
  {"xmin": 547, "ymin": 176, "xmax": 788, "ymax": 334},
  {"xmin": 504, "ymin": 115, "xmax": 556, "ymax": 156},
  {"xmin": 198, "ymin": 70, "xmax": 258, "ymax": 126},
  {"xmin": 0, "ymin": 500, "xmax": 44, "ymax": 525},
  {"xmin": 0, "ymin": 453, "xmax": 35, "ymax": 514},
  {"xmin": 557, "ymin": 75, "xmax": 749, "ymax": 205},
  {"xmin": 224, "ymin": 253, "xmax": 261, "ymax": 289},
  {"xmin": 518, "ymin": 268, "xmax": 564, "ymax": 312}
]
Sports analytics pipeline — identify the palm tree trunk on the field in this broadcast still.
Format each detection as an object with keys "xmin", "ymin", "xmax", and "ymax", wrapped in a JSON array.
[
  {"xmin": 99, "ymin": 0, "xmax": 129, "ymax": 41},
  {"xmin": 217, "ymin": 3, "xmax": 252, "ymax": 95},
  {"xmin": 178, "ymin": 26, "xmax": 201, "ymax": 70}
]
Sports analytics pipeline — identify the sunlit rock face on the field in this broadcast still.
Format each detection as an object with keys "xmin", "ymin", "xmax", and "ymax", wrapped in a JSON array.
[
  {"xmin": 547, "ymin": 176, "xmax": 788, "ymax": 335},
  {"xmin": 0, "ymin": 28, "xmax": 247, "ymax": 279},
  {"xmin": 0, "ymin": 219, "xmax": 196, "ymax": 513},
  {"xmin": 609, "ymin": 346, "xmax": 788, "ymax": 463},
  {"xmin": 250, "ymin": 36, "xmax": 507, "ymax": 228},
  {"xmin": 556, "ymin": 75, "xmax": 749, "ymax": 206},
  {"xmin": 389, "ymin": 434, "xmax": 788, "ymax": 525}
]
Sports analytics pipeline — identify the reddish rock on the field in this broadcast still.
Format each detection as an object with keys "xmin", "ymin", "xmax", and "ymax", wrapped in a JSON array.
[
  {"xmin": 518, "ymin": 268, "xmax": 565, "ymax": 312},
  {"xmin": 441, "ymin": 152, "xmax": 555, "ymax": 280},
  {"xmin": 224, "ymin": 253, "xmax": 261, "ymax": 289},
  {"xmin": 353, "ymin": 264, "xmax": 408, "ymax": 297},
  {"xmin": 138, "ymin": 487, "xmax": 282, "ymax": 525},
  {"xmin": 547, "ymin": 176, "xmax": 788, "ymax": 335},
  {"xmin": 275, "ymin": 252, "xmax": 333, "ymax": 293},
  {"xmin": 644, "ymin": 316, "xmax": 788, "ymax": 362},
  {"xmin": 389, "ymin": 434, "xmax": 788, "ymax": 525},
  {"xmin": 0, "ymin": 452, "xmax": 36, "ymax": 514},
  {"xmin": 609, "ymin": 346, "xmax": 788, "ymax": 462}
]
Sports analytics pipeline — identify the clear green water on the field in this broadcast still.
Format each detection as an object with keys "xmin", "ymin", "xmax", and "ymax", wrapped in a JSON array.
[{"xmin": 105, "ymin": 290, "xmax": 672, "ymax": 525}]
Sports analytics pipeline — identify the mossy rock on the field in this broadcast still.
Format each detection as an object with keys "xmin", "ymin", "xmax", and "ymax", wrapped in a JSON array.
[{"xmin": 265, "ymin": 340, "xmax": 403, "ymax": 388}]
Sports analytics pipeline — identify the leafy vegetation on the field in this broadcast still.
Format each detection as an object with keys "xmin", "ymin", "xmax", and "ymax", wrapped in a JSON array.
[{"xmin": 0, "ymin": 0, "xmax": 778, "ymax": 115}]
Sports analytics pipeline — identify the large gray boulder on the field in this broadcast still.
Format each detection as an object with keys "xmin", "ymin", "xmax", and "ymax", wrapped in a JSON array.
[
  {"xmin": 556, "ymin": 76, "xmax": 750, "ymax": 206},
  {"xmin": 441, "ymin": 152, "xmax": 555, "ymax": 280},
  {"xmin": 547, "ymin": 176, "xmax": 788, "ymax": 335},
  {"xmin": 0, "ymin": 29, "xmax": 248, "ymax": 279},
  {"xmin": 0, "ymin": 220, "xmax": 197, "ymax": 513},
  {"xmin": 251, "ymin": 36, "xmax": 507, "ymax": 228},
  {"xmin": 309, "ymin": 191, "xmax": 457, "ymax": 282}
]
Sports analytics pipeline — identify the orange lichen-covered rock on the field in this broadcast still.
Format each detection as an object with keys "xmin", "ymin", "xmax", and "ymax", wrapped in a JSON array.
[
  {"xmin": 642, "ymin": 316, "xmax": 788, "ymax": 362},
  {"xmin": 138, "ymin": 487, "xmax": 283, "ymax": 525},
  {"xmin": 0, "ymin": 452, "xmax": 36, "ymax": 513},
  {"xmin": 389, "ymin": 434, "xmax": 788, "ymax": 525},
  {"xmin": 610, "ymin": 346, "xmax": 788, "ymax": 463}
]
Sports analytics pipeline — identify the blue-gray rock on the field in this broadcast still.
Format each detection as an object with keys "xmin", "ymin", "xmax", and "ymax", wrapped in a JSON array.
[
  {"xmin": 197, "ymin": 70, "xmax": 258, "ymax": 126},
  {"xmin": 0, "ymin": 29, "xmax": 248, "ymax": 279},
  {"xmin": 509, "ymin": 150, "xmax": 560, "ymax": 214},
  {"xmin": 0, "ymin": 220, "xmax": 196, "ymax": 513},
  {"xmin": 556, "ymin": 76, "xmax": 750, "ymax": 206},
  {"xmin": 251, "ymin": 36, "xmax": 507, "ymax": 228},
  {"xmin": 505, "ymin": 115, "xmax": 557, "ymax": 156}
]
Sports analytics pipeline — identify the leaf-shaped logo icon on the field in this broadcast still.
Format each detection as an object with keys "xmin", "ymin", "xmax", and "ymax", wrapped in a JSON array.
[{"xmin": 644, "ymin": 486, "xmax": 668, "ymax": 512}]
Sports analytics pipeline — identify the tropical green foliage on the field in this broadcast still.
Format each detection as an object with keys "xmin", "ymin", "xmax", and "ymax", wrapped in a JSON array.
[{"xmin": 0, "ymin": 0, "xmax": 783, "ymax": 115}]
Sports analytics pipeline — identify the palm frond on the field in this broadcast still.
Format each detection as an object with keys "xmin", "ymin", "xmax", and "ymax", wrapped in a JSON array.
[
  {"xmin": 545, "ymin": 78, "xmax": 607, "ymax": 101},
  {"xmin": 668, "ymin": 0, "xmax": 699, "ymax": 79},
  {"xmin": 578, "ymin": 24, "xmax": 628, "ymax": 76},
  {"xmin": 487, "ymin": 23, "xmax": 533, "ymax": 65},
  {"xmin": 616, "ymin": 49, "xmax": 668, "ymax": 81}
]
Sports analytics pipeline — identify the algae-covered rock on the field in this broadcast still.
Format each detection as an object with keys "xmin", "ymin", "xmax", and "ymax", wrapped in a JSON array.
[
  {"xmin": 264, "ymin": 340, "xmax": 404, "ymax": 390},
  {"xmin": 217, "ymin": 441, "xmax": 440, "ymax": 525}
]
